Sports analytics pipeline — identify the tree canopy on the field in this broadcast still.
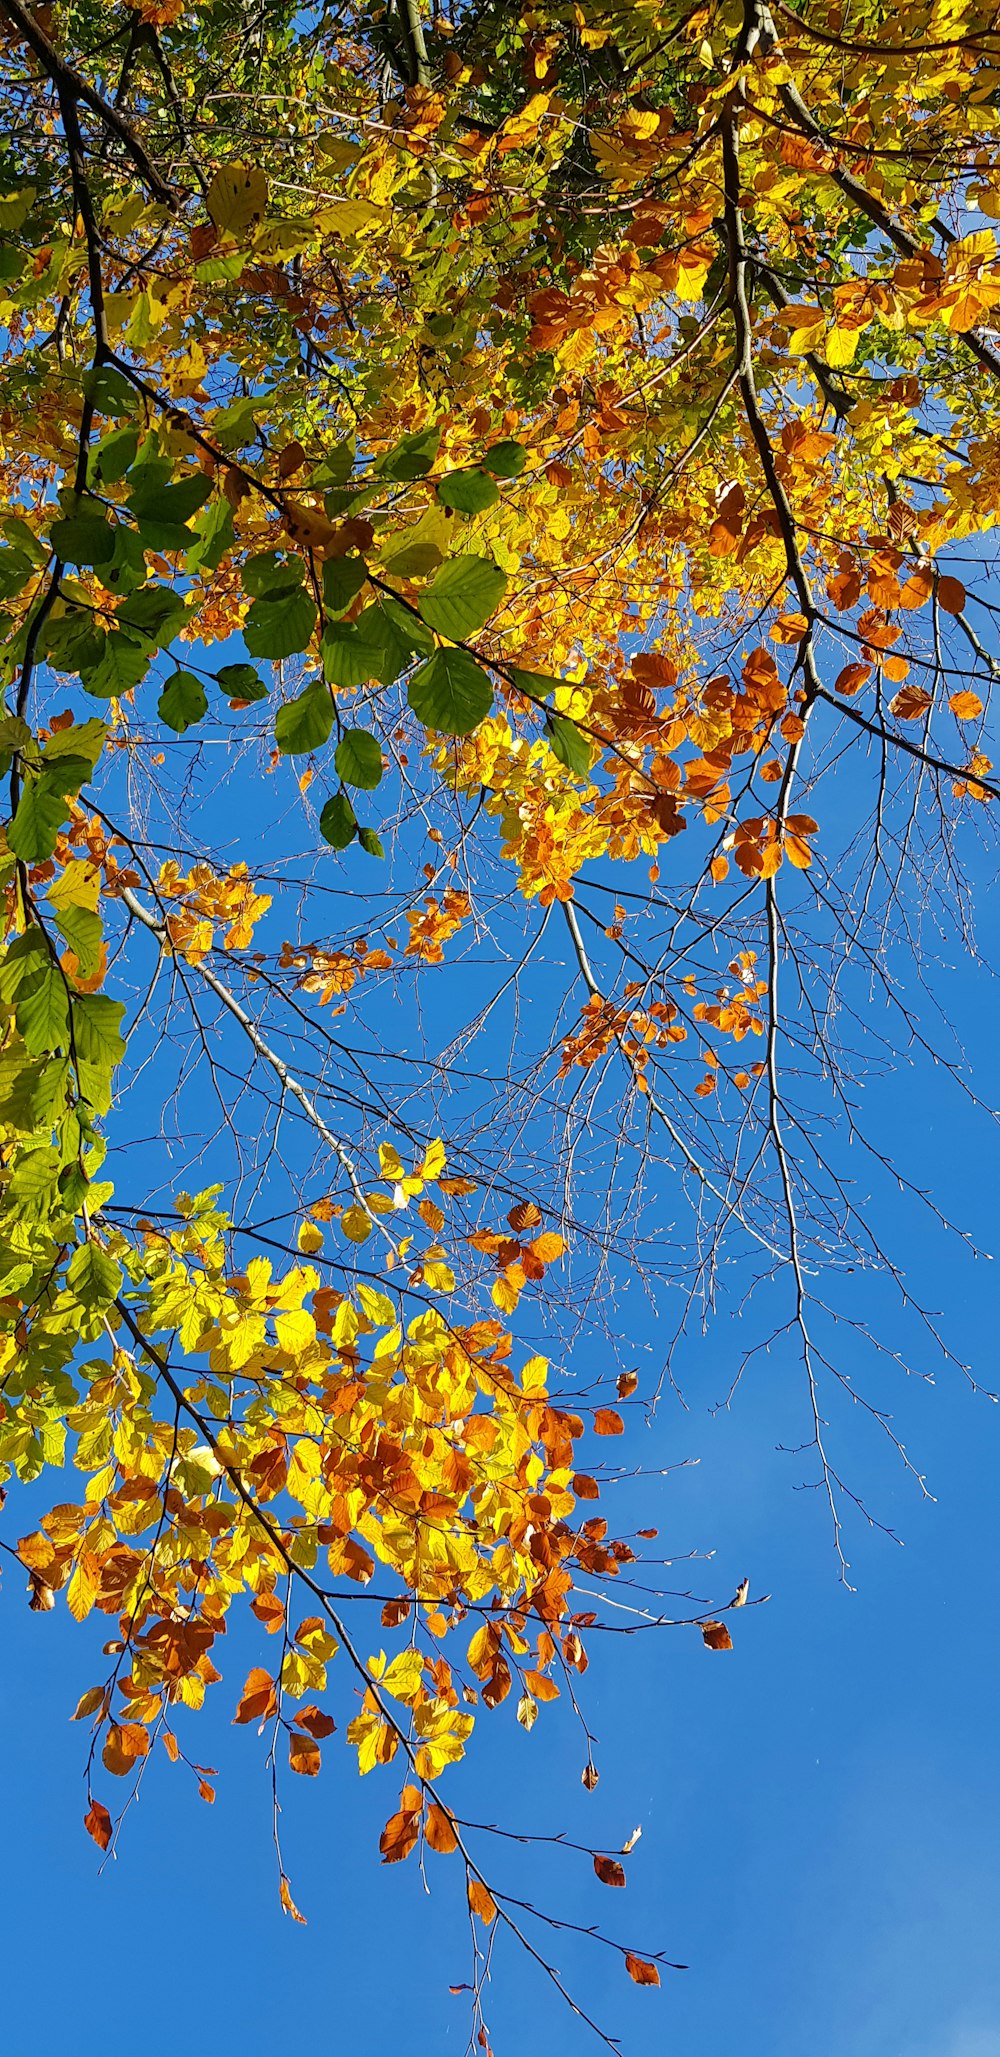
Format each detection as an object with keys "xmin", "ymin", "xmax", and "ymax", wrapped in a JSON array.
[{"xmin": 0, "ymin": 0, "xmax": 997, "ymax": 2038}]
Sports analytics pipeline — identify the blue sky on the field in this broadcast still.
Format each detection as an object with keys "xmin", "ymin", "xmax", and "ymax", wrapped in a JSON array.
[{"xmin": 2, "ymin": 674, "xmax": 998, "ymax": 2056}]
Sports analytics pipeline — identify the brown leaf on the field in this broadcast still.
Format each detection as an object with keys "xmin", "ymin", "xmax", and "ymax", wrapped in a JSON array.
[
  {"xmin": 84, "ymin": 1800, "xmax": 112, "ymax": 1851},
  {"xmin": 289, "ymin": 1730, "xmax": 322, "ymax": 1776},
  {"xmin": 594, "ymin": 1853, "xmax": 626, "ymax": 1887},
  {"xmin": 889, "ymin": 684, "xmax": 933, "ymax": 721},
  {"xmin": 572, "ymin": 1472, "xmax": 600, "ymax": 1499},
  {"xmin": 616, "ymin": 1370, "xmax": 639, "ymax": 1399},
  {"xmin": 507, "ymin": 1200, "xmax": 542, "ymax": 1232},
  {"xmin": 625, "ymin": 1953, "xmax": 660, "ymax": 1987},
  {"xmin": 582, "ymin": 1761, "xmax": 600, "ymax": 1791},
  {"xmin": 294, "ymin": 1704, "xmax": 337, "ymax": 1739},
  {"xmin": 937, "ymin": 573, "xmax": 966, "ymax": 615},
  {"xmin": 700, "ymin": 1620, "xmax": 733, "ymax": 1651}
]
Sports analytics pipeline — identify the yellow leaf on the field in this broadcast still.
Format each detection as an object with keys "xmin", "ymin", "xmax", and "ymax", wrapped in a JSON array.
[
  {"xmin": 205, "ymin": 163, "xmax": 269, "ymax": 236},
  {"xmin": 824, "ymin": 325, "xmax": 861, "ymax": 368},
  {"xmin": 66, "ymin": 1552, "xmax": 101, "ymax": 1622},
  {"xmin": 340, "ymin": 1205, "xmax": 372, "ymax": 1244},
  {"xmin": 297, "ymin": 1220, "xmax": 324, "ymax": 1254}
]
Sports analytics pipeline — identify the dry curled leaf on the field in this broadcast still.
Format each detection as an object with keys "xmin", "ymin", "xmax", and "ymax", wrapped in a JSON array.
[{"xmin": 700, "ymin": 1620, "xmax": 733, "ymax": 1651}]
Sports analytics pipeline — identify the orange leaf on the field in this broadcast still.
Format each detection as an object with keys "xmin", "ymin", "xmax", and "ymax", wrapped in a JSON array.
[
  {"xmin": 834, "ymin": 661, "xmax": 871, "ymax": 697},
  {"xmin": 233, "ymin": 1667, "xmax": 277, "ymax": 1725},
  {"xmin": 102, "ymin": 1723, "xmax": 148, "ymax": 1776},
  {"xmin": 425, "ymin": 1803, "xmax": 459, "ymax": 1855},
  {"xmin": 572, "ymin": 1472, "xmax": 600, "ymax": 1498},
  {"xmin": 593, "ymin": 1408, "xmax": 624, "ymax": 1436},
  {"xmin": 594, "ymin": 1853, "xmax": 626, "ymax": 1887},
  {"xmin": 84, "ymin": 1800, "xmax": 112, "ymax": 1850},
  {"xmin": 616, "ymin": 1370, "xmax": 638, "ymax": 1398},
  {"xmin": 280, "ymin": 1873, "xmax": 307, "ymax": 1923},
  {"xmin": 507, "ymin": 1200, "xmax": 542, "ymax": 1232},
  {"xmin": 468, "ymin": 1877, "xmax": 497, "ymax": 1925},
  {"xmin": 625, "ymin": 1953, "xmax": 661, "ymax": 1987},
  {"xmin": 380, "ymin": 1800, "xmax": 422, "ymax": 1863},
  {"xmin": 289, "ymin": 1730, "xmax": 322, "ymax": 1776},
  {"xmin": 950, "ymin": 690, "xmax": 983, "ymax": 720},
  {"xmin": 701, "ymin": 1620, "xmax": 733, "ymax": 1651}
]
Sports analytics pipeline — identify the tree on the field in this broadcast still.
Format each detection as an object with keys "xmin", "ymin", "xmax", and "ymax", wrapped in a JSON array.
[{"xmin": 0, "ymin": 0, "xmax": 997, "ymax": 2039}]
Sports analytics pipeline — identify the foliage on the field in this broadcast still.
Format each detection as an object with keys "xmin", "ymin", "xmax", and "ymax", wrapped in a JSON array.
[{"xmin": 0, "ymin": 0, "xmax": 998, "ymax": 2040}]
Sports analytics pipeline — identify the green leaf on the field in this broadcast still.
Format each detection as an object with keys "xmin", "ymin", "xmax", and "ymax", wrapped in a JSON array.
[
  {"xmin": 52, "ymin": 902, "xmax": 103, "ymax": 977},
  {"xmin": 275, "ymin": 681, "xmax": 334, "ymax": 755},
  {"xmin": 43, "ymin": 719, "xmax": 107, "ymax": 771},
  {"xmin": 81, "ymin": 631, "xmax": 152, "ymax": 700},
  {"xmin": 484, "ymin": 440, "xmax": 528, "ymax": 478},
  {"xmin": 408, "ymin": 649, "xmax": 493, "ymax": 735},
  {"xmin": 244, "ymin": 586, "xmax": 317, "ymax": 659},
  {"xmin": 364, "ymin": 598, "xmax": 434, "ymax": 674},
  {"xmin": 7, "ymin": 1145, "xmax": 61, "ymax": 1206},
  {"xmin": 319, "ymin": 792, "xmax": 357, "ymax": 848},
  {"xmin": 377, "ymin": 426, "xmax": 441, "ymax": 481},
  {"xmin": 418, "ymin": 555, "xmax": 507, "ymax": 641},
  {"xmin": 242, "ymin": 550, "xmax": 304, "ymax": 598},
  {"xmin": 0, "ymin": 547, "xmax": 33, "ymax": 601},
  {"xmin": 357, "ymin": 826, "xmax": 385, "ymax": 858},
  {"xmin": 42, "ymin": 613, "xmax": 106, "ymax": 676},
  {"xmin": 548, "ymin": 712, "xmax": 591, "ymax": 775},
  {"xmin": 321, "ymin": 622, "xmax": 388, "ymax": 688},
  {"xmin": 7, "ymin": 761, "xmax": 91, "ymax": 861},
  {"xmin": 65, "ymin": 1241, "xmax": 122, "ymax": 1310},
  {"xmin": 82, "ymin": 364, "xmax": 139, "ymax": 419},
  {"xmin": 73, "ymin": 994, "xmax": 126, "ymax": 1114},
  {"xmin": 126, "ymin": 472, "xmax": 213, "ymax": 550},
  {"xmin": 103, "ymin": 525, "xmax": 146, "ymax": 595},
  {"xmin": 436, "ymin": 469, "xmax": 500, "ymax": 515},
  {"xmin": 15, "ymin": 957, "xmax": 70, "ymax": 1056},
  {"xmin": 49, "ymin": 511, "xmax": 116, "ymax": 568},
  {"xmin": 216, "ymin": 663, "xmax": 267, "ymax": 702},
  {"xmin": 185, "ymin": 496, "xmax": 234, "ymax": 574},
  {"xmin": 0, "ymin": 1050, "xmax": 69, "ymax": 1132},
  {"xmin": 334, "ymin": 728, "xmax": 383, "ymax": 790},
  {"xmin": 88, "ymin": 426, "xmax": 137, "ymax": 487},
  {"xmin": 117, "ymin": 585, "xmax": 188, "ymax": 647},
  {"xmin": 322, "ymin": 555, "xmax": 368, "ymax": 617},
  {"xmin": 127, "ymin": 472, "xmax": 213, "ymax": 526},
  {"xmin": 158, "ymin": 671, "xmax": 208, "ymax": 733}
]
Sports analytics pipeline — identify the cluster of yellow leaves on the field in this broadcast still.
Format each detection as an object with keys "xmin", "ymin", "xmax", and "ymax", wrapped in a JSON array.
[{"xmin": 156, "ymin": 862, "xmax": 271, "ymax": 963}]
